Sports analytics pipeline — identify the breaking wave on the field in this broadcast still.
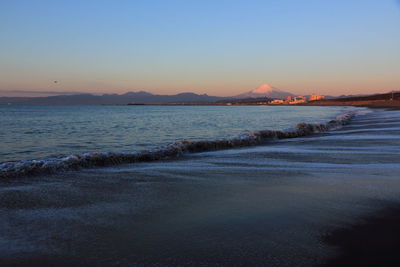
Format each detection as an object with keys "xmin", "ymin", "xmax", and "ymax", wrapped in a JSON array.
[{"xmin": 0, "ymin": 112, "xmax": 356, "ymax": 179}]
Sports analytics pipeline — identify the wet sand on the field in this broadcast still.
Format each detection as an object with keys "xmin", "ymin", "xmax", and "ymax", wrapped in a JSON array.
[
  {"xmin": 1, "ymin": 108, "xmax": 400, "ymax": 266},
  {"xmin": 321, "ymin": 204, "xmax": 400, "ymax": 267}
]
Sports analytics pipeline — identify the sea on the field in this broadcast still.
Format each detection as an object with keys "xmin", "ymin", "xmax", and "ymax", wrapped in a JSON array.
[
  {"xmin": 2, "ymin": 104, "xmax": 400, "ymax": 266},
  {"xmin": 0, "ymin": 105, "xmax": 350, "ymax": 164}
]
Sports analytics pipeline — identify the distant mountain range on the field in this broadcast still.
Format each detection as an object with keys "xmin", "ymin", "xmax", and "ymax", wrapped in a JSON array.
[
  {"xmin": 0, "ymin": 91, "xmax": 227, "ymax": 105},
  {"xmin": 0, "ymin": 84, "xmax": 295, "ymax": 105},
  {"xmin": 0, "ymin": 84, "xmax": 379, "ymax": 105}
]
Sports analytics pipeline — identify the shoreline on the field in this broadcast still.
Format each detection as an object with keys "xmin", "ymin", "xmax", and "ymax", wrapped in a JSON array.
[
  {"xmin": 302, "ymin": 99, "xmax": 400, "ymax": 109},
  {"xmin": 317, "ymin": 107, "xmax": 400, "ymax": 266},
  {"xmin": 133, "ymin": 99, "xmax": 400, "ymax": 109}
]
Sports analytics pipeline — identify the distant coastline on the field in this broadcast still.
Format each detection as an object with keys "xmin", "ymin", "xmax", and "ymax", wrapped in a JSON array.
[
  {"xmin": 302, "ymin": 92, "xmax": 400, "ymax": 109},
  {"xmin": 1, "ymin": 90, "xmax": 399, "ymax": 108},
  {"xmin": 126, "ymin": 92, "xmax": 400, "ymax": 108}
]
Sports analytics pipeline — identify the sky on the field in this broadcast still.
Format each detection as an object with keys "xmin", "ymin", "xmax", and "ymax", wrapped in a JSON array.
[{"xmin": 0, "ymin": 0, "xmax": 399, "ymax": 97}]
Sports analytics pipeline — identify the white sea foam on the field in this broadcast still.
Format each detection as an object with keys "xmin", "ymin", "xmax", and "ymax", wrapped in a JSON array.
[{"xmin": 0, "ymin": 111, "xmax": 356, "ymax": 179}]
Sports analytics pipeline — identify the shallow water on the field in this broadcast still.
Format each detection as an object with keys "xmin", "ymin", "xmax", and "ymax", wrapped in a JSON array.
[
  {"xmin": 0, "ymin": 108, "xmax": 400, "ymax": 266},
  {"xmin": 0, "ymin": 105, "xmax": 348, "ymax": 163}
]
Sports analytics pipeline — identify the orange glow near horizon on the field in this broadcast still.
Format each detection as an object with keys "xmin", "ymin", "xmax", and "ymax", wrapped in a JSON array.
[{"xmin": 1, "ymin": 1, "xmax": 399, "ymax": 98}]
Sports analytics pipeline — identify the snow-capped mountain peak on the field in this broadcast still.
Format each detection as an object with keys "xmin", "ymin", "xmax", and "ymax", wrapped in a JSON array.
[
  {"xmin": 250, "ymin": 84, "xmax": 275, "ymax": 94},
  {"xmin": 235, "ymin": 84, "xmax": 294, "ymax": 99}
]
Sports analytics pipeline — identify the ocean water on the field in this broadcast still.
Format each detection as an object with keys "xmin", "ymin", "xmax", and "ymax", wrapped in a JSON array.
[
  {"xmin": 1, "ymin": 108, "xmax": 399, "ymax": 266},
  {"xmin": 0, "ymin": 105, "xmax": 349, "ymax": 163}
]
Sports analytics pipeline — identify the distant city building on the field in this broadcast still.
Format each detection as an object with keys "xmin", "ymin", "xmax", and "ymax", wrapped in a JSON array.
[
  {"xmin": 289, "ymin": 96, "xmax": 306, "ymax": 104},
  {"xmin": 268, "ymin": 95, "xmax": 312, "ymax": 105},
  {"xmin": 309, "ymin": 94, "xmax": 325, "ymax": 101},
  {"xmin": 285, "ymin": 96, "xmax": 293, "ymax": 103},
  {"xmin": 270, "ymin": 99, "xmax": 285, "ymax": 104}
]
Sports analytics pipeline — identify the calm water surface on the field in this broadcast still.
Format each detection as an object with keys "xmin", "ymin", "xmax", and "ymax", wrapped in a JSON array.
[{"xmin": 0, "ymin": 105, "xmax": 348, "ymax": 162}]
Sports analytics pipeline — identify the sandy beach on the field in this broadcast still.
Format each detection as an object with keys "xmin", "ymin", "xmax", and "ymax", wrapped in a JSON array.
[
  {"xmin": 0, "ymin": 108, "xmax": 400, "ymax": 266},
  {"xmin": 321, "ymin": 204, "xmax": 400, "ymax": 266}
]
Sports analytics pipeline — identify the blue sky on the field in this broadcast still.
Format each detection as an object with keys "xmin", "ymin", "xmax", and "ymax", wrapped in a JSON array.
[{"xmin": 0, "ymin": 0, "xmax": 399, "ymax": 96}]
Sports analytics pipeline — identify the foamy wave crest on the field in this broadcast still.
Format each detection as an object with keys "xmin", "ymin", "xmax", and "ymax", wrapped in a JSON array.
[{"xmin": 0, "ymin": 112, "xmax": 355, "ymax": 179}]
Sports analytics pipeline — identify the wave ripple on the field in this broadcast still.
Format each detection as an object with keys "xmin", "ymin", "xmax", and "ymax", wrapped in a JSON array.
[{"xmin": 0, "ymin": 112, "xmax": 355, "ymax": 179}]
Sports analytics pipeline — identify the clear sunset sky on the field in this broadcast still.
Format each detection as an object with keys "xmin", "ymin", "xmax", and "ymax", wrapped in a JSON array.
[{"xmin": 0, "ymin": 0, "xmax": 399, "ymax": 97}]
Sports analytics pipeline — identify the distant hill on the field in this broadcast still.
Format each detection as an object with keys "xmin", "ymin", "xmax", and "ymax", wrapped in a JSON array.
[
  {"xmin": 0, "ymin": 91, "xmax": 228, "ymax": 105},
  {"xmin": 217, "ymin": 97, "xmax": 273, "ymax": 104},
  {"xmin": 235, "ymin": 84, "xmax": 294, "ymax": 99},
  {"xmin": 2, "ymin": 88, "xmax": 395, "ymax": 105},
  {"xmin": 305, "ymin": 91, "xmax": 400, "ymax": 108},
  {"xmin": 321, "ymin": 92, "xmax": 399, "ymax": 102}
]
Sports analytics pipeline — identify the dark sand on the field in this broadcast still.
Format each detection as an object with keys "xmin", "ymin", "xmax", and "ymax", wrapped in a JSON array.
[
  {"xmin": 1, "ymin": 108, "xmax": 400, "ymax": 266},
  {"xmin": 321, "ymin": 204, "xmax": 400, "ymax": 267}
]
